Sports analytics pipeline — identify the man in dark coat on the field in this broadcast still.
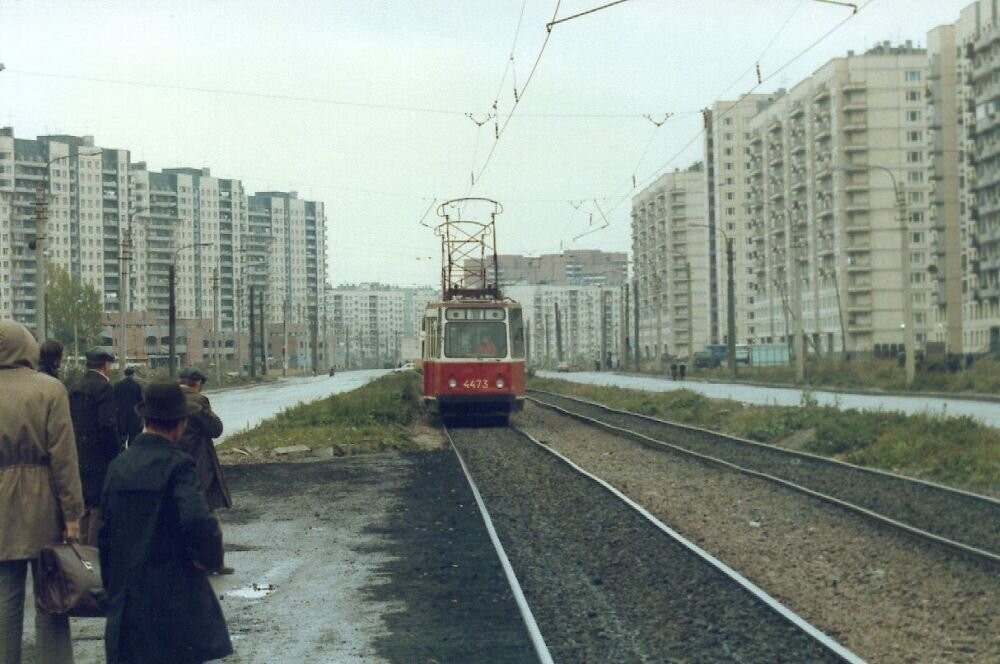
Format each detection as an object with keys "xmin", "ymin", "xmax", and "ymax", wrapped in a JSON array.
[
  {"xmin": 178, "ymin": 366, "xmax": 233, "ymax": 575},
  {"xmin": 69, "ymin": 348, "xmax": 121, "ymax": 545},
  {"xmin": 37, "ymin": 339, "xmax": 64, "ymax": 379},
  {"xmin": 99, "ymin": 381, "xmax": 233, "ymax": 664},
  {"xmin": 113, "ymin": 366, "xmax": 144, "ymax": 446}
]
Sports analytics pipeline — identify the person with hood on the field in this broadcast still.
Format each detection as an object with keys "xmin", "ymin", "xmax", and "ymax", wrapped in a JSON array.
[
  {"xmin": 100, "ymin": 381, "xmax": 232, "ymax": 664},
  {"xmin": 68, "ymin": 348, "xmax": 121, "ymax": 545},
  {"xmin": 0, "ymin": 319, "xmax": 84, "ymax": 664}
]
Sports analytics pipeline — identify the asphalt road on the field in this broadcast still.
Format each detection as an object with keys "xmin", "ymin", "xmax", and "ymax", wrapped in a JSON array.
[
  {"xmin": 209, "ymin": 369, "xmax": 392, "ymax": 442},
  {"xmin": 539, "ymin": 371, "xmax": 1000, "ymax": 428}
]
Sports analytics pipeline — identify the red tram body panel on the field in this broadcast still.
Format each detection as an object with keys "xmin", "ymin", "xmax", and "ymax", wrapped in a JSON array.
[{"xmin": 421, "ymin": 299, "xmax": 526, "ymax": 418}]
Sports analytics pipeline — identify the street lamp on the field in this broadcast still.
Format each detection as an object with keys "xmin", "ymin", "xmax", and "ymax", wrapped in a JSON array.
[
  {"xmin": 833, "ymin": 163, "xmax": 914, "ymax": 387},
  {"xmin": 34, "ymin": 148, "xmax": 102, "ymax": 340},
  {"xmin": 774, "ymin": 203, "xmax": 807, "ymax": 384},
  {"xmin": 168, "ymin": 242, "xmax": 210, "ymax": 377}
]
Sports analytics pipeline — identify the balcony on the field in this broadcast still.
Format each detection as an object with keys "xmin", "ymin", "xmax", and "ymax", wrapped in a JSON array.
[{"xmin": 813, "ymin": 86, "xmax": 831, "ymax": 102}]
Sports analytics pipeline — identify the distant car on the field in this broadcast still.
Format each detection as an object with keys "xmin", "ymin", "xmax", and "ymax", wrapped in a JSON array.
[
  {"xmin": 692, "ymin": 351, "xmax": 721, "ymax": 369},
  {"xmin": 394, "ymin": 362, "xmax": 415, "ymax": 372},
  {"xmin": 556, "ymin": 361, "xmax": 572, "ymax": 373}
]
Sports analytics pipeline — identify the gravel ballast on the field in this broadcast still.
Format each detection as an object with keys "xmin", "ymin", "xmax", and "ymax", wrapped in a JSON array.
[
  {"xmin": 449, "ymin": 423, "xmax": 851, "ymax": 663},
  {"xmin": 529, "ymin": 390, "xmax": 1000, "ymax": 555},
  {"xmin": 515, "ymin": 403, "xmax": 1000, "ymax": 663}
]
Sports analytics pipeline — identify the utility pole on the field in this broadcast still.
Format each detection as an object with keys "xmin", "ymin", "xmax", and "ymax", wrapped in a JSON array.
[
  {"xmin": 168, "ymin": 264, "xmax": 177, "ymax": 377},
  {"xmin": 633, "ymin": 280, "xmax": 640, "ymax": 370},
  {"xmin": 213, "ymin": 267, "xmax": 221, "ymax": 384},
  {"xmin": 543, "ymin": 313, "xmax": 550, "ymax": 366},
  {"xmin": 282, "ymin": 299, "xmax": 288, "ymax": 377},
  {"xmin": 726, "ymin": 237, "xmax": 737, "ymax": 379},
  {"xmin": 600, "ymin": 289, "xmax": 608, "ymax": 370},
  {"xmin": 259, "ymin": 290, "xmax": 267, "ymax": 376},
  {"xmin": 685, "ymin": 261, "xmax": 693, "ymax": 362},
  {"xmin": 34, "ymin": 184, "xmax": 48, "ymax": 340},
  {"xmin": 791, "ymin": 236, "xmax": 805, "ymax": 384},
  {"xmin": 119, "ymin": 224, "xmax": 131, "ymax": 366},
  {"xmin": 622, "ymin": 284, "xmax": 630, "ymax": 371},
  {"xmin": 248, "ymin": 285, "xmax": 256, "ymax": 379},
  {"xmin": 554, "ymin": 301, "xmax": 563, "ymax": 361},
  {"xmin": 655, "ymin": 274, "xmax": 663, "ymax": 367},
  {"xmin": 897, "ymin": 186, "xmax": 915, "ymax": 387}
]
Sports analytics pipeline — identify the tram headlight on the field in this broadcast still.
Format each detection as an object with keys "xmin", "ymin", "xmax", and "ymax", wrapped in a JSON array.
[
  {"xmin": 448, "ymin": 378, "xmax": 458, "ymax": 388},
  {"xmin": 495, "ymin": 378, "xmax": 505, "ymax": 389}
]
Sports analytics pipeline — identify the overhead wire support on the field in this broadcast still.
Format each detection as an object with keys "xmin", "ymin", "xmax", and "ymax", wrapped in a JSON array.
[
  {"xmin": 813, "ymin": 0, "xmax": 858, "ymax": 13},
  {"xmin": 546, "ymin": 0, "xmax": 632, "ymax": 31}
]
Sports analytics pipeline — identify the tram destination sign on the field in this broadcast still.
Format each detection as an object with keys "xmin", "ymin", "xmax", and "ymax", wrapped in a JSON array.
[{"xmin": 445, "ymin": 308, "xmax": 506, "ymax": 321}]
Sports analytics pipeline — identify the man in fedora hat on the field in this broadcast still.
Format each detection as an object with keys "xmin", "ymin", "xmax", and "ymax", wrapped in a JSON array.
[
  {"xmin": 69, "ymin": 348, "xmax": 121, "ymax": 545},
  {"xmin": 99, "ymin": 381, "xmax": 233, "ymax": 664},
  {"xmin": 178, "ymin": 366, "xmax": 233, "ymax": 575}
]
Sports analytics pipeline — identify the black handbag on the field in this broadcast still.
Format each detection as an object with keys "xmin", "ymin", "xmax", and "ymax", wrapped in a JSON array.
[{"xmin": 34, "ymin": 542, "xmax": 108, "ymax": 617}]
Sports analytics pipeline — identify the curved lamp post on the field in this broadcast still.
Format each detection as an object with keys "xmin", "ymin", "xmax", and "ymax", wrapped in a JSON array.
[{"xmin": 833, "ymin": 163, "xmax": 914, "ymax": 387}]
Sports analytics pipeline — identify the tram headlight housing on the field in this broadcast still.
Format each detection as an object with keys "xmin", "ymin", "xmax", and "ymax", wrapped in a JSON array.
[
  {"xmin": 495, "ymin": 377, "xmax": 505, "ymax": 389},
  {"xmin": 448, "ymin": 378, "xmax": 458, "ymax": 388}
]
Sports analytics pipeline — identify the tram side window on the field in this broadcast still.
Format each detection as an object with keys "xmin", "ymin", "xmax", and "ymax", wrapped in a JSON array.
[
  {"xmin": 445, "ymin": 322, "xmax": 508, "ymax": 358},
  {"xmin": 424, "ymin": 314, "xmax": 441, "ymax": 359},
  {"xmin": 509, "ymin": 308, "xmax": 525, "ymax": 359}
]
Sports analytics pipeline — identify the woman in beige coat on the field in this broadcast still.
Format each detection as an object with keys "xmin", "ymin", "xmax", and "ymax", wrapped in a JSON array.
[{"xmin": 0, "ymin": 320, "xmax": 84, "ymax": 663}]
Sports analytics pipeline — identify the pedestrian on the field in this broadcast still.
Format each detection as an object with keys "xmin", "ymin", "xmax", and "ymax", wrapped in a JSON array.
[
  {"xmin": 68, "ymin": 348, "xmax": 121, "ymax": 546},
  {"xmin": 37, "ymin": 339, "xmax": 64, "ymax": 380},
  {"xmin": 177, "ymin": 367, "xmax": 233, "ymax": 575},
  {"xmin": 113, "ymin": 367, "xmax": 144, "ymax": 447},
  {"xmin": 679, "ymin": 363, "xmax": 687, "ymax": 381},
  {"xmin": 0, "ymin": 319, "xmax": 84, "ymax": 664},
  {"xmin": 100, "ymin": 381, "xmax": 233, "ymax": 664},
  {"xmin": 670, "ymin": 363, "xmax": 678, "ymax": 381}
]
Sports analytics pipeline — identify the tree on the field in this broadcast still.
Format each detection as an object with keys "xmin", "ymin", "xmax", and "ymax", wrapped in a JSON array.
[{"xmin": 46, "ymin": 263, "xmax": 103, "ymax": 354}]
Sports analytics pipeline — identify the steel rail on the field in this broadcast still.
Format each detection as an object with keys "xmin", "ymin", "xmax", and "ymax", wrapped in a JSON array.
[
  {"xmin": 527, "ymin": 391, "xmax": 1000, "ymax": 566},
  {"xmin": 507, "ymin": 423, "xmax": 865, "ymax": 664},
  {"xmin": 530, "ymin": 389, "xmax": 1000, "ymax": 504},
  {"xmin": 443, "ymin": 425, "xmax": 554, "ymax": 664}
]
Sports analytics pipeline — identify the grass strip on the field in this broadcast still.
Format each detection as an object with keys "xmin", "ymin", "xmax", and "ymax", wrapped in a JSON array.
[
  {"xmin": 219, "ymin": 371, "xmax": 424, "ymax": 455},
  {"xmin": 530, "ymin": 377, "xmax": 1000, "ymax": 496}
]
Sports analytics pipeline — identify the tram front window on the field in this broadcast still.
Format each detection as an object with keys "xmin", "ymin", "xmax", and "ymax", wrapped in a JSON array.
[{"xmin": 445, "ymin": 322, "xmax": 507, "ymax": 358}]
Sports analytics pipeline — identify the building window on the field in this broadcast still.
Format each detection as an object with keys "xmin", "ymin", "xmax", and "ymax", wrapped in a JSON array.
[
  {"xmin": 907, "ymin": 110, "xmax": 922, "ymax": 122},
  {"xmin": 906, "ymin": 90, "xmax": 921, "ymax": 102},
  {"xmin": 905, "ymin": 70, "xmax": 921, "ymax": 82},
  {"xmin": 906, "ymin": 151, "xmax": 923, "ymax": 163},
  {"xmin": 907, "ymin": 130, "xmax": 922, "ymax": 142},
  {"xmin": 907, "ymin": 171, "xmax": 924, "ymax": 183}
]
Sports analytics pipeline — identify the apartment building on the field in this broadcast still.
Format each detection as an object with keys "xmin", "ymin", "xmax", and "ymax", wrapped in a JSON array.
[
  {"xmin": 465, "ymin": 250, "xmax": 628, "ymax": 288},
  {"xmin": 505, "ymin": 284, "xmax": 622, "ymax": 368},
  {"xmin": 0, "ymin": 129, "xmax": 330, "ymax": 368},
  {"xmin": 328, "ymin": 284, "xmax": 437, "ymax": 368},
  {"xmin": 925, "ymin": 0, "xmax": 1000, "ymax": 353},
  {"xmin": 744, "ymin": 42, "xmax": 932, "ymax": 358},
  {"xmin": 0, "ymin": 130, "xmax": 129, "ymax": 321},
  {"xmin": 630, "ymin": 164, "xmax": 711, "ymax": 360},
  {"xmin": 703, "ymin": 95, "xmax": 774, "ymax": 346}
]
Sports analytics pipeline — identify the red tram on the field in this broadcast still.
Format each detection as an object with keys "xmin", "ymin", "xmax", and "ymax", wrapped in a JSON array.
[
  {"xmin": 421, "ymin": 298, "xmax": 526, "ymax": 420},
  {"xmin": 420, "ymin": 197, "xmax": 524, "ymax": 422}
]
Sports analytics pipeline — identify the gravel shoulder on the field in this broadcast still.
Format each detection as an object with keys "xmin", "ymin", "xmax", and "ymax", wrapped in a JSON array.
[
  {"xmin": 22, "ymin": 448, "xmax": 536, "ymax": 663},
  {"xmin": 514, "ymin": 403, "xmax": 1000, "ymax": 663}
]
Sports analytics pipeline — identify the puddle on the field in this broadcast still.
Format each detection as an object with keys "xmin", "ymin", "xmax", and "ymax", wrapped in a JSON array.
[{"xmin": 228, "ymin": 583, "xmax": 276, "ymax": 599}]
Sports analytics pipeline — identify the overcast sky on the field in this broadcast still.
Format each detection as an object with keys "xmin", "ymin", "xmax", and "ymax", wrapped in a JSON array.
[{"xmin": 0, "ymin": 0, "xmax": 974, "ymax": 288}]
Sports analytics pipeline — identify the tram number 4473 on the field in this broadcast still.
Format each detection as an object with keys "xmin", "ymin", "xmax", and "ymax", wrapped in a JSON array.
[{"xmin": 462, "ymin": 379, "xmax": 490, "ymax": 390}]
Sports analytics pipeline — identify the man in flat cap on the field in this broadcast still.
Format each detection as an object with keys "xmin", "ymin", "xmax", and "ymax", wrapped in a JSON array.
[
  {"xmin": 113, "ymin": 366, "xmax": 144, "ymax": 447},
  {"xmin": 178, "ymin": 367, "xmax": 233, "ymax": 574},
  {"xmin": 69, "ymin": 348, "xmax": 121, "ymax": 545},
  {"xmin": 100, "ymin": 381, "xmax": 232, "ymax": 664}
]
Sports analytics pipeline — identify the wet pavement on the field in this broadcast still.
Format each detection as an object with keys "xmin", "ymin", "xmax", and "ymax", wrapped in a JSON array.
[{"xmin": 539, "ymin": 371, "xmax": 1000, "ymax": 428}]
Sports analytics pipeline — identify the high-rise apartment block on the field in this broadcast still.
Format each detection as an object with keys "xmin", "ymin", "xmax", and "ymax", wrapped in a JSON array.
[
  {"xmin": 465, "ymin": 250, "xmax": 628, "ymax": 289},
  {"xmin": 746, "ymin": 42, "xmax": 932, "ymax": 357},
  {"xmin": 505, "ymin": 284, "xmax": 622, "ymax": 368},
  {"xmin": 0, "ymin": 128, "xmax": 329, "ymax": 368},
  {"xmin": 328, "ymin": 284, "xmax": 437, "ymax": 368},
  {"xmin": 630, "ymin": 164, "xmax": 711, "ymax": 360}
]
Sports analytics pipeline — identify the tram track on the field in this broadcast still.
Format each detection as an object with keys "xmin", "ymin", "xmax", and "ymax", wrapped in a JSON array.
[
  {"xmin": 527, "ymin": 389, "xmax": 1000, "ymax": 566},
  {"xmin": 445, "ymin": 422, "xmax": 863, "ymax": 663}
]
